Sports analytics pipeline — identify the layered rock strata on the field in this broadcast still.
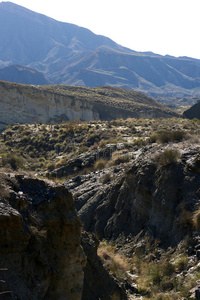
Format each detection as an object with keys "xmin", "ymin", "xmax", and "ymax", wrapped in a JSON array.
[{"xmin": 0, "ymin": 81, "xmax": 177, "ymax": 132}]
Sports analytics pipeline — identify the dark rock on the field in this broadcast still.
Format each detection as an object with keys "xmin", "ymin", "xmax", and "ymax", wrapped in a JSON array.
[
  {"xmin": 197, "ymin": 250, "xmax": 200, "ymax": 260},
  {"xmin": 0, "ymin": 173, "xmax": 86, "ymax": 300},
  {"xmin": 65, "ymin": 144, "xmax": 200, "ymax": 249}
]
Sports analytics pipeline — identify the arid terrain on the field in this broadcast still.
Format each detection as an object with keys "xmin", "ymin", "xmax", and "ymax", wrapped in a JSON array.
[
  {"xmin": 1, "ymin": 2, "xmax": 200, "ymax": 300},
  {"xmin": 1, "ymin": 116, "xmax": 200, "ymax": 299}
]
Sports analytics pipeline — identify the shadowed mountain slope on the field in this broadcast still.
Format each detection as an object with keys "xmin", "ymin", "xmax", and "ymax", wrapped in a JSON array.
[
  {"xmin": 0, "ymin": 64, "xmax": 50, "ymax": 85},
  {"xmin": 183, "ymin": 100, "xmax": 200, "ymax": 119}
]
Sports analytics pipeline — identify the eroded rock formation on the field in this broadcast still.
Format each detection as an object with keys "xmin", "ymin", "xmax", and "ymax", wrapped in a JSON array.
[
  {"xmin": 65, "ymin": 142, "xmax": 200, "ymax": 251},
  {"xmin": 0, "ymin": 174, "xmax": 85, "ymax": 299},
  {"xmin": 0, "ymin": 81, "xmax": 177, "ymax": 132},
  {"xmin": 0, "ymin": 173, "xmax": 127, "ymax": 300}
]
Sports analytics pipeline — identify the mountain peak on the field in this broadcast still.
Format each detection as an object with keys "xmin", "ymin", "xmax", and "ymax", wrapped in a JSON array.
[{"xmin": 0, "ymin": 1, "xmax": 51, "ymax": 22}]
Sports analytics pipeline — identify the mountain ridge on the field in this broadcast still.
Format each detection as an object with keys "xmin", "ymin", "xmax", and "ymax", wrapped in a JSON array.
[{"xmin": 1, "ymin": 2, "xmax": 200, "ymax": 99}]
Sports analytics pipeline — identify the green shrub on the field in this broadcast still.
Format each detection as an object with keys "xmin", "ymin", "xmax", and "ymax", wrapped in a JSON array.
[
  {"xmin": 149, "ymin": 133, "xmax": 159, "ymax": 143},
  {"xmin": 156, "ymin": 130, "xmax": 186, "ymax": 143},
  {"xmin": 1, "ymin": 153, "xmax": 24, "ymax": 170},
  {"xmin": 155, "ymin": 149, "xmax": 180, "ymax": 166},
  {"xmin": 79, "ymin": 145, "xmax": 89, "ymax": 153},
  {"xmin": 173, "ymin": 254, "xmax": 188, "ymax": 272},
  {"xmin": 133, "ymin": 138, "xmax": 147, "ymax": 147}
]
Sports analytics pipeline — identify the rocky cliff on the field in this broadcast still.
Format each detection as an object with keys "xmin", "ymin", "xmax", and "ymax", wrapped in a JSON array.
[
  {"xmin": 65, "ymin": 141, "xmax": 200, "ymax": 250},
  {"xmin": 0, "ymin": 173, "xmax": 86, "ymax": 299},
  {"xmin": 0, "ymin": 81, "xmax": 178, "ymax": 132},
  {"xmin": 0, "ymin": 173, "xmax": 127, "ymax": 300}
]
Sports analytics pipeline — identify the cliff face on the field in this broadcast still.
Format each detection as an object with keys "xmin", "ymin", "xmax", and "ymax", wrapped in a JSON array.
[
  {"xmin": 0, "ymin": 173, "xmax": 127, "ymax": 300},
  {"xmin": 0, "ymin": 81, "xmax": 98, "ymax": 132},
  {"xmin": 0, "ymin": 81, "xmax": 178, "ymax": 132},
  {"xmin": 0, "ymin": 174, "xmax": 85, "ymax": 300}
]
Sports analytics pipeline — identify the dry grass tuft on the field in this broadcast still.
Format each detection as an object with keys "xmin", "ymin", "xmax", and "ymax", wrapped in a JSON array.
[
  {"xmin": 98, "ymin": 240, "xmax": 130, "ymax": 281},
  {"xmin": 192, "ymin": 207, "xmax": 200, "ymax": 230}
]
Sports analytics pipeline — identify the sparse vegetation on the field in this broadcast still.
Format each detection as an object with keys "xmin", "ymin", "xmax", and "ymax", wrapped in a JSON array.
[
  {"xmin": 1, "ymin": 116, "xmax": 200, "ymax": 299},
  {"xmin": 0, "ymin": 117, "xmax": 199, "ymax": 175},
  {"xmin": 98, "ymin": 238, "xmax": 196, "ymax": 299}
]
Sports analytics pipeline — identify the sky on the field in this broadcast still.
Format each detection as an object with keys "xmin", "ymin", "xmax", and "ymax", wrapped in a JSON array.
[{"xmin": 3, "ymin": 0, "xmax": 200, "ymax": 59}]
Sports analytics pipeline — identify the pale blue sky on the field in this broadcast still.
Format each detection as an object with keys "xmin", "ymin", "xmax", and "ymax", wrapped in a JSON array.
[{"xmin": 2, "ymin": 0, "xmax": 200, "ymax": 59}]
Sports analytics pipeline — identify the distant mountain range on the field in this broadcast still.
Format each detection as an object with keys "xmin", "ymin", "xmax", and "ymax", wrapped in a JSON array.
[{"xmin": 1, "ymin": 1, "xmax": 200, "ymax": 98}]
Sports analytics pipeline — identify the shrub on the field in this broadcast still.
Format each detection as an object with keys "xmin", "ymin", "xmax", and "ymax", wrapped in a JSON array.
[
  {"xmin": 155, "ymin": 130, "xmax": 186, "ymax": 143},
  {"xmin": 99, "ymin": 139, "xmax": 107, "ymax": 148},
  {"xmin": 173, "ymin": 254, "xmax": 188, "ymax": 272},
  {"xmin": 149, "ymin": 133, "xmax": 159, "ymax": 143},
  {"xmin": 110, "ymin": 149, "xmax": 131, "ymax": 166},
  {"xmin": 1, "ymin": 153, "xmax": 24, "ymax": 170},
  {"xmin": 155, "ymin": 292, "xmax": 180, "ymax": 300},
  {"xmin": 47, "ymin": 162, "xmax": 55, "ymax": 171},
  {"xmin": 94, "ymin": 158, "xmax": 107, "ymax": 170},
  {"xmin": 55, "ymin": 157, "xmax": 68, "ymax": 168},
  {"xmin": 133, "ymin": 138, "xmax": 147, "ymax": 147},
  {"xmin": 87, "ymin": 133, "xmax": 99, "ymax": 145},
  {"xmin": 100, "ymin": 173, "xmax": 112, "ymax": 184},
  {"xmin": 155, "ymin": 149, "xmax": 180, "ymax": 166},
  {"xmin": 79, "ymin": 145, "xmax": 89, "ymax": 153}
]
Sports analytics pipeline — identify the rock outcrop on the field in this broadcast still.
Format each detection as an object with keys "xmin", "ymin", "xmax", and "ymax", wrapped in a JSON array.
[
  {"xmin": 65, "ymin": 142, "xmax": 200, "ymax": 251},
  {"xmin": 0, "ymin": 173, "xmax": 85, "ymax": 299},
  {"xmin": 0, "ymin": 173, "xmax": 127, "ymax": 300}
]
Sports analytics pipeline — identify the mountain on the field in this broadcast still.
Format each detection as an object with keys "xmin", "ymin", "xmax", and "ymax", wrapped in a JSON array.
[
  {"xmin": 0, "ymin": 80, "xmax": 178, "ymax": 132},
  {"xmin": 1, "ymin": 2, "xmax": 200, "ymax": 98},
  {"xmin": 0, "ymin": 64, "xmax": 49, "ymax": 84}
]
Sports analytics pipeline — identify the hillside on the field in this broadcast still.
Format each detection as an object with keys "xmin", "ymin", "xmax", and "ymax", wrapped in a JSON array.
[
  {"xmin": 0, "ymin": 64, "xmax": 49, "ymax": 85},
  {"xmin": 183, "ymin": 100, "xmax": 200, "ymax": 119},
  {"xmin": 0, "ymin": 80, "xmax": 178, "ymax": 132},
  {"xmin": 1, "ymin": 117, "xmax": 200, "ymax": 298},
  {"xmin": 0, "ymin": 2, "xmax": 200, "ymax": 99}
]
